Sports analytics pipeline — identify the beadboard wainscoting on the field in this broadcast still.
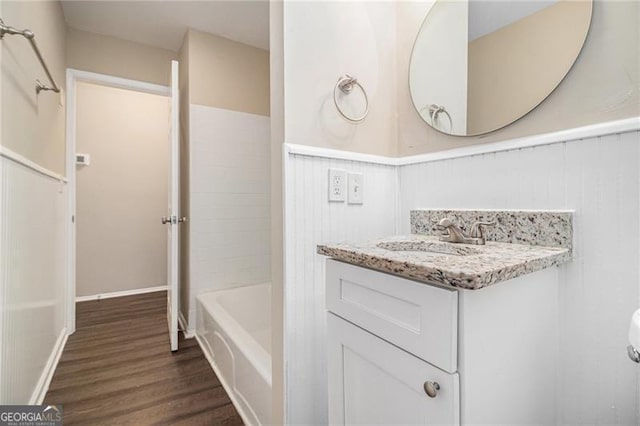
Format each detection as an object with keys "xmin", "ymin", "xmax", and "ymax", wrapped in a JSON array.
[
  {"xmin": 284, "ymin": 153, "xmax": 397, "ymax": 424},
  {"xmin": 284, "ymin": 121, "xmax": 640, "ymax": 425},
  {"xmin": 187, "ymin": 105, "xmax": 271, "ymax": 329},
  {"xmin": 398, "ymin": 130, "xmax": 640, "ymax": 425},
  {"xmin": 0, "ymin": 150, "xmax": 68, "ymax": 404}
]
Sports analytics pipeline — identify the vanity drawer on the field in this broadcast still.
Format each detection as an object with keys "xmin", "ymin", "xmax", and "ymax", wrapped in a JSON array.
[{"xmin": 326, "ymin": 259, "xmax": 458, "ymax": 372}]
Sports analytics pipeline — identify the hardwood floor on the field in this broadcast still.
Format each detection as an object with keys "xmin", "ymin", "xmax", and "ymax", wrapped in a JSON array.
[{"xmin": 44, "ymin": 291, "xmax": 244, "ymax": 425}]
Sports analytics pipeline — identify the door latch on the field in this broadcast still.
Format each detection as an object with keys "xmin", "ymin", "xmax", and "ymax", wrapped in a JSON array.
[{"xmin": 162, "ymin": 216, "xmax": 188, "ymax": 225}]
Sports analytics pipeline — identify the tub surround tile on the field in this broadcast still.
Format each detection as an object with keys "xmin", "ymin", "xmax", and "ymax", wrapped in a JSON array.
[
  {"xmin": 317, "ymin": 235, "xmax": 571, "ymax": 290},
  {"xmin": 410, "ymin": 209, "xmax": 573, "ymax": 251}
]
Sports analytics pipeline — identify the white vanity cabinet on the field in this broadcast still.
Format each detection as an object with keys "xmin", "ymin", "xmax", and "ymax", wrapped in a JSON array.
[{"xmin": 326, "ymin": 259, "xmax": 558, "ymax": 425}]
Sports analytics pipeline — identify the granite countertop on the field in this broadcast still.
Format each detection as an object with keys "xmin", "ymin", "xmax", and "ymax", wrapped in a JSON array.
[{"xmin": 317, "ymin": 235, "xmax": 571, "ymax": 290}]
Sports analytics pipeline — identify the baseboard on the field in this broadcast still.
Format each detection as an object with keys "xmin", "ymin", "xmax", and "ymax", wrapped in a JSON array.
[
  {"xmin": 195, "ymin": 334, "xmax": 255, "ymax": 426},
  {"xmin": 76, "ymin": 285, "xmax": 167, "ymax": 302},
  {"xmin": 29, "ymin": 328, "xmax": 68, "ymax": 405},
  {"xmin": 179, "ymin": 311, "xmax": 195, "ymax": 339}
]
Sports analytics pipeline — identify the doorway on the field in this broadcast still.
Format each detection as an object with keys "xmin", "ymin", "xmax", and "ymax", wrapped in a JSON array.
[
  {"xmin": 65, "ymin": 69, "xmax": 180, "ymax": 350},
  {"xmin": 74, "ymin": 82, "xmax": 169, "ymax": 301}
]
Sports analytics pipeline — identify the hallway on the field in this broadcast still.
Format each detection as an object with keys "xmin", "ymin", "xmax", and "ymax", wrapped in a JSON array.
[{"xmin": 44, "ymin": 291, "xmax": 243, "ymax": 425}]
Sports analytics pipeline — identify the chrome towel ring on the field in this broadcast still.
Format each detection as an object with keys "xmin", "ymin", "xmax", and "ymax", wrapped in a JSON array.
[
  {"xmin": 427, "ymin": 104, "xmax": 452, "ymax": 132},
  {"xmin": 333, "ymin": 74, "xmax": 369, "ymax": 123}
]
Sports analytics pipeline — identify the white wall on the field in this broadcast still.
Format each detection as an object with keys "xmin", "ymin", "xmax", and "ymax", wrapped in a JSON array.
[
  {"xmin": 398, "ymin": 130, "xmax": 640, "ymax": 425},
  {"xmin": 0, "ymin": 154, "xmax": 67, "ymax": 404},
  {"xmin": 178, "ymin": 29, "xmax": 270, "ymax": 334},
  {"xmin": 0, "ymin": 0, "xmax": 68, "ymax": 405},
  {"xmin": 284, "ymin": 153, "xmax": 397, "ymax": 424},
  {"xmin": 280, "ymin": 3, "xmax": 398, "ymax": 421},
  {"xmin": 186, "ymin": 105, "xmax": 271, "ymax": 328},
  {"xmin": 283, "ymin": 1, "xmax": 397, "ymax": 157},
  {"xmin": 408, "ymin": 0, "xmax": 468, "ymax": 134},
  {"xmin": 75, "ymin": 83, "xmax": 169, "ymax": 298}
]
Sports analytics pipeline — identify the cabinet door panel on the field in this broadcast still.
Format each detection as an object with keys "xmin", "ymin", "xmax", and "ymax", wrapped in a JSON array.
[
  {"xmin": 326, "ymin": 260, "xmax": 458, "ymax": 372},
  {"xmin": 328, "ymin": 313, "xmax": 460, "ymax": 425}
]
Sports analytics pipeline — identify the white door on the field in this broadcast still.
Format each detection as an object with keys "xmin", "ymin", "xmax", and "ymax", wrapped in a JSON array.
[
  {"xmin": 164, "ymin": 60, "xmax": 180, "ymax": 352},
  {"xmin": 327, "ymin": 313, "xmax": 460, "ymax": 425}
]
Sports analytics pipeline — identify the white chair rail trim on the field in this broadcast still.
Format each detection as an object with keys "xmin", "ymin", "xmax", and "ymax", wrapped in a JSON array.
[{"xmin": 285, "ymin": 117, "xmax": 640, "ymax": 166}]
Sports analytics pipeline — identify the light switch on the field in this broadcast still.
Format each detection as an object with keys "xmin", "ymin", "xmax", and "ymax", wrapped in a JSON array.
[{"xmin": 348, "ymin": 172, "xmax": 363, "ymax": 204}]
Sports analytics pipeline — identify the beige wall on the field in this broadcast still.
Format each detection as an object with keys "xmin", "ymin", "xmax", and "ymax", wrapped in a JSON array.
[
  {"xmin": 75, "ymin": 82, "xmax": 169, "ymax": 297},
  {"xmin": 269, "ymin": 1, "xmax": 285, "ymax": 423},
  {"xmin": 277, "ymin": 0, "xmax": 624, "ymax": 155},
  {"xmin": 467, "ymin": 1, "xmax": 592, "ymax": 135},
  {"xmin": 0, "ymin": 0, "xmax": 67, "ymax": 174},
  {"xmin": 186, "ymin": 29, "xmax": 270, "ymax": 116},
  {"xmin": 397, "ymin": 0, "xmax": 640, "ymax": 155},
  {"xmin": 283, "ymin": 1, "xmax": 398, "ymax": 156},
  {"xmin": 67, "ymin": 27, "xmax": 176, "ymax": 86}
]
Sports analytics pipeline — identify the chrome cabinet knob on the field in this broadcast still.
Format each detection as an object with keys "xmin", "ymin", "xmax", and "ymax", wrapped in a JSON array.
[
  {"xmin": 423, "ymin": 381, "xmax": 440, "ymax": 398},
  {"xmin": 161, "ymin": 216, "xmax": 171, "ymax": 224},
  {"xmin": 178, "ymin": 217, "xmax": 188, "ymax": 223}
]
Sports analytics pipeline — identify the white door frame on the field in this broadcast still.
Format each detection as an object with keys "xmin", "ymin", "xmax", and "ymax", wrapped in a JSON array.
[{"xmin": 64, "ymin": 69, "xmax": 170, "ymax": 333}]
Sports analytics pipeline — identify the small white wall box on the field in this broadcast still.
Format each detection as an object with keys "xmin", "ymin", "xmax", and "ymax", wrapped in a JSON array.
[{"xmin": 76, "ymin": 153, "xmax": 91, "ymax": 166}]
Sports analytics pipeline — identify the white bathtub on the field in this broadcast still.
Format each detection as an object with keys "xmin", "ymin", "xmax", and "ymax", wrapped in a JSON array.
[{"xmin": 196, "ymin": 283, "xmax": 272, "ymax": 425}]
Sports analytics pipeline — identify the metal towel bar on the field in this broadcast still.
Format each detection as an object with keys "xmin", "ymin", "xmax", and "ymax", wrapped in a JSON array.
[{"xmin": 0, "ymin": 17, "xmax": 60, "ymax": 94}]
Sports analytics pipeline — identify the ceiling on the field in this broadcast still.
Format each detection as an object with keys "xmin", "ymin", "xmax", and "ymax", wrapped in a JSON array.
[
  {"xmin": 61, "ymin": 0, "xmax": 270, "ymax": 52},
  {"xmin": 468, "ymin": 0, "xmax": 558, "ymax": 41}
]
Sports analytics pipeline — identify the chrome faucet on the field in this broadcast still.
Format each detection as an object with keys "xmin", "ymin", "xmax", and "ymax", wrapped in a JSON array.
[{"xmin": 437, "ymin": 218, "xmax": 495, "ymax": 245}]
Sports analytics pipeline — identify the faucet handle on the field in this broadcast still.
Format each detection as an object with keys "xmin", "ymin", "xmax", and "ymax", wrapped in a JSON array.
[{"xmin": 470, "ymin": 221, "xmax": 495, "ymax": 239}]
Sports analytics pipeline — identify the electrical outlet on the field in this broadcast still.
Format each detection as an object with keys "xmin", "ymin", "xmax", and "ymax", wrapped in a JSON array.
[
  {"xmin": 348, "ymin": 172, "xmax": 364, "ymax": 204},
  {"xmin": 328, "ymin": 168, "xmax": 346, "ymax": 202}
]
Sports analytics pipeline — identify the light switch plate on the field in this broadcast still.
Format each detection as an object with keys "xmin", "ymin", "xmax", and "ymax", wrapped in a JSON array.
[
  {"xmin": 348, "ymin": 172, "xmax": 363, "ymax": 204},
  {"xmin": 328, "ymin": 168, "xmax": 346, "ymax": 202}
]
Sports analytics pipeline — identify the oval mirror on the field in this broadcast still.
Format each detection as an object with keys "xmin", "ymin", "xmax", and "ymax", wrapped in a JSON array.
[{"xmin": 409, "ymin": 0, "xmax": 592, "ymax": 136}]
